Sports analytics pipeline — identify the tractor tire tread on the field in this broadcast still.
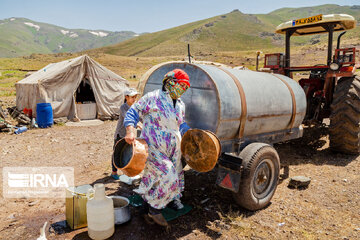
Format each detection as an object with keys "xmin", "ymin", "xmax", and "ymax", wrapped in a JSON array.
[{"xmin": 329, "ymin": 76, "xmax": 360, "ymax": 154}]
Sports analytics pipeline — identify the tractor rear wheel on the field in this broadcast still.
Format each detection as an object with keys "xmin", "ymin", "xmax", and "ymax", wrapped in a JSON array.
[{"xmin": 329, "ymin": 75, "xmax": 360, "ymax": 154}]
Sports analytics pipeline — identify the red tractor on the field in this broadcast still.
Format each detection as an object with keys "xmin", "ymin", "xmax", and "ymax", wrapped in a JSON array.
[{"xmin": 264, "ymin": 14, "xmax": 360, "ymax": 154}]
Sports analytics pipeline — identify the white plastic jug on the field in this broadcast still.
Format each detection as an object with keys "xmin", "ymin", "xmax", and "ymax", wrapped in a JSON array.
[{"xmin": 86, "ymin": 183, "xmax": 115, "ymax": 240}]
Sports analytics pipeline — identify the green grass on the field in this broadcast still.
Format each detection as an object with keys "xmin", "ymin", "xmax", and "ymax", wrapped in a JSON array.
[
  {"xmin": 0, "ymin": 18, "xmax": 137, "ymax": 58},
  {"xmin": 91, "ymin": 4, "xmax": 360, "ymax": 57},
  {"xmin": 0, "ymin": 90, "xmax": 16, "ymax": 97},
  {"xmin": 0, "ymin": 70, "xmax": 26, "ymax": 97},
  {"xmin": 98, "ymin": 11, "xmax": 277, "ymax": 57},
  {"xmin": 2, "ymin": 4, "xmax": 360, "ymax": 58}
]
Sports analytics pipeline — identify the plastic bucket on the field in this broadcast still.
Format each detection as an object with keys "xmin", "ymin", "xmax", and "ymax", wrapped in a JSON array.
[{"xmin": 36, "ymin": 103, "xmax": 53, "ymax": 128}]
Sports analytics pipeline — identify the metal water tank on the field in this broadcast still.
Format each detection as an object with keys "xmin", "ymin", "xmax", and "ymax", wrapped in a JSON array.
[{"xmin": 139, "ymin": 61, "xmax": 306, "ymax": 153}]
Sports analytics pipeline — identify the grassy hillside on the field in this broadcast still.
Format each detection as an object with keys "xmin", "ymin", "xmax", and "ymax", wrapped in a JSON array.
[
  {"xmin": 266, "ymin": 4, "xmax": 360, "ymax": 43},
  {"xmin": 2, "ymin": 4, "xmax": 359, "ymax": 58},
  {"xmin": 93, "ymin": 4, "xmax": 360, "ymax": 57},
  {"xmin": 268, "ymin": 4, "xmax": 360, "ymax": 19},
  {"xmin": 0, "ymin": 18, "xmax": 139, "ymax": 57},
  {"xmin": 100, "ymin": 10, "xmax": 276, "ymax": 57}
]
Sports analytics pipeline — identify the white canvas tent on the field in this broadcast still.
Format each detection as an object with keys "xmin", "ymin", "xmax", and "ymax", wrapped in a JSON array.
[{"xmin": 16, "ymin": 55, "xmax": 129, "ymax": 120}]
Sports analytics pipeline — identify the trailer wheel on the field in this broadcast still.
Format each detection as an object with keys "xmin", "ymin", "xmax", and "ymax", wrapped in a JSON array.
[
  {"xmin": 329, "ymin": 76, "xmax": 360, "ymax": 154},
  {"xmin": 232, "ymin": 143, "xmax": 280, "ymax": 211}
]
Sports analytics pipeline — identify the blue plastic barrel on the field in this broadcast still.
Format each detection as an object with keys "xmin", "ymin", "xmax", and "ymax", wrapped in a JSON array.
[{"xmin": 36, "ymin": 103, "xmax": 53, "ymax": 128}]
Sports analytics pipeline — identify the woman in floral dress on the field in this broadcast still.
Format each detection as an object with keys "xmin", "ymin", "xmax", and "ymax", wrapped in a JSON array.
[{"xmin": 124, "ymin": 69, "xmax": 190, "ymax": 226}]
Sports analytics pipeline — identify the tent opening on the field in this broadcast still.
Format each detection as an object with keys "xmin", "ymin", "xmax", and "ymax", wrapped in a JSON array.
[
  {"xmin": 75, "ymin": 78, "xmax": 97, "ymax": 120},
  {"xmin": 76, "ymin": 79, "xmax": 95, "ymax": 103}
]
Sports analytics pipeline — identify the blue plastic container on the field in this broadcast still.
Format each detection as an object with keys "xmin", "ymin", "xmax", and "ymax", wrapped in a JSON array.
[{"xmin": 36, "ymin": 103, "xmax": 53, "ymax": 128}]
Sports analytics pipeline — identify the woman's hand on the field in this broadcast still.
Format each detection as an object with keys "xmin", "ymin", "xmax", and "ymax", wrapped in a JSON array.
[
  {"xmin": 125, "ymin": 126, "xmax": 136, "ymax": 144},
  {"xmin": 136, "ymin": 122, "xmax": 143, "ymax": 130}
]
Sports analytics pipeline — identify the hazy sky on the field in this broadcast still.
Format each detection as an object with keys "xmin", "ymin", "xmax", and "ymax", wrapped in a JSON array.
[{"xmin": 0, "ymin": 0, "xmax": 359, "ymax": 33}]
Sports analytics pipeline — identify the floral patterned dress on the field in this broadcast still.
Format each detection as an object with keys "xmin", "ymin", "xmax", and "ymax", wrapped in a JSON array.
[{"xmin": 127, "ymin": 89, "xmax": 186, "ymax": 209}]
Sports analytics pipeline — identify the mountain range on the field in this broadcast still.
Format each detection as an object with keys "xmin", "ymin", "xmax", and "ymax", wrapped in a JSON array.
[
  {"xmin": 98, "ymin": 4, "xmax": 360, "ymax": 57},
  {"xmin": 1, "ymin": 4, "xmax": 360, "ymax": 58},
  {"xmin": 0, "ymin": 17, "xmax": 139, "ymax": 57}
]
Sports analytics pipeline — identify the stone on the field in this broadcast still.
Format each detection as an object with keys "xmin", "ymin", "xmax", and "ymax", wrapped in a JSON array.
[
  {"xmin": 200, "ymin": 198, "xmax": 210, "ymax": 204},
  {"xmin": 25, "ymin": 72, "xmax": 35, "ymax": 77},
  {"xmin": 53, "ymin": 117, "xmax": 68, "ymax": 124},
  {"xmin": 288, "ymin": 176, "xmax": 311, "ymax": 189},
  {"xmin": 223, "ymin": 224, "xmax": 231, "ymax": 230},
  {"xmin": 28, "ymin": 200, "xmax": 38, "ymax": 206}
]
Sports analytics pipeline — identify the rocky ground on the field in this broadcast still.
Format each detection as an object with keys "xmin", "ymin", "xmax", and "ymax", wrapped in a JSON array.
[{"xmin": 0, "ymin": 119, "xmax": 359, "ymax": 240}]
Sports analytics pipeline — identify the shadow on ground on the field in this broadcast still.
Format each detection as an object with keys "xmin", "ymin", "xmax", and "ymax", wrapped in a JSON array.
[
  {"xmin": 58, "ymin": 124, "xmax": 357, "ymax": 239},
  {"xmin": 275, "ymin": 124, "xmax": 358, "ymax": 167},
  {"xmin": 67, "ymin": 169, "xmax": 256, "ymax": 240}
]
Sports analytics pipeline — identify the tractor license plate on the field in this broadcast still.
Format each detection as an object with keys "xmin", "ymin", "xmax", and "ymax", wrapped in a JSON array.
[{"xmin": 292, "ymin": 14, "xmax": 322, "ymax": 26}]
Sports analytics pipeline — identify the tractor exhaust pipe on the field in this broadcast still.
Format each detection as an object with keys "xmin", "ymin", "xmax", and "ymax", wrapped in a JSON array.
[{"xmin": 337, "ymin": 31, "xmax": 346, "ymax": 50}]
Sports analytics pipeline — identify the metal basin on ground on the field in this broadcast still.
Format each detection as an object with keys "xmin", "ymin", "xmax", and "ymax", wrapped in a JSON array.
[{"xmin": 110, "ymin": 196, "xmax": 131, "ymax": 224}]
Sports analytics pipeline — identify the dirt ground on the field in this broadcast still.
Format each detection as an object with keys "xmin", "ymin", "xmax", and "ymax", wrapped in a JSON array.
[{"xmin": 0, "ymin": 119, "xmax": 359, "ymax": 240}]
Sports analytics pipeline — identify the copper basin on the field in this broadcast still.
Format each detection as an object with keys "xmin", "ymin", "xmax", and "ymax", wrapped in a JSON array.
[{"xmin": 113, "ymin": 138, "xmax": 148, "ymax": 177}]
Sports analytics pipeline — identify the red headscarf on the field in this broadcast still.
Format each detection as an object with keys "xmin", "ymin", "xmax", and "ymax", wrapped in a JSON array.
[{"xmin": 163, "ymin": 69, "xmax": 190, "ymax": 87}]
